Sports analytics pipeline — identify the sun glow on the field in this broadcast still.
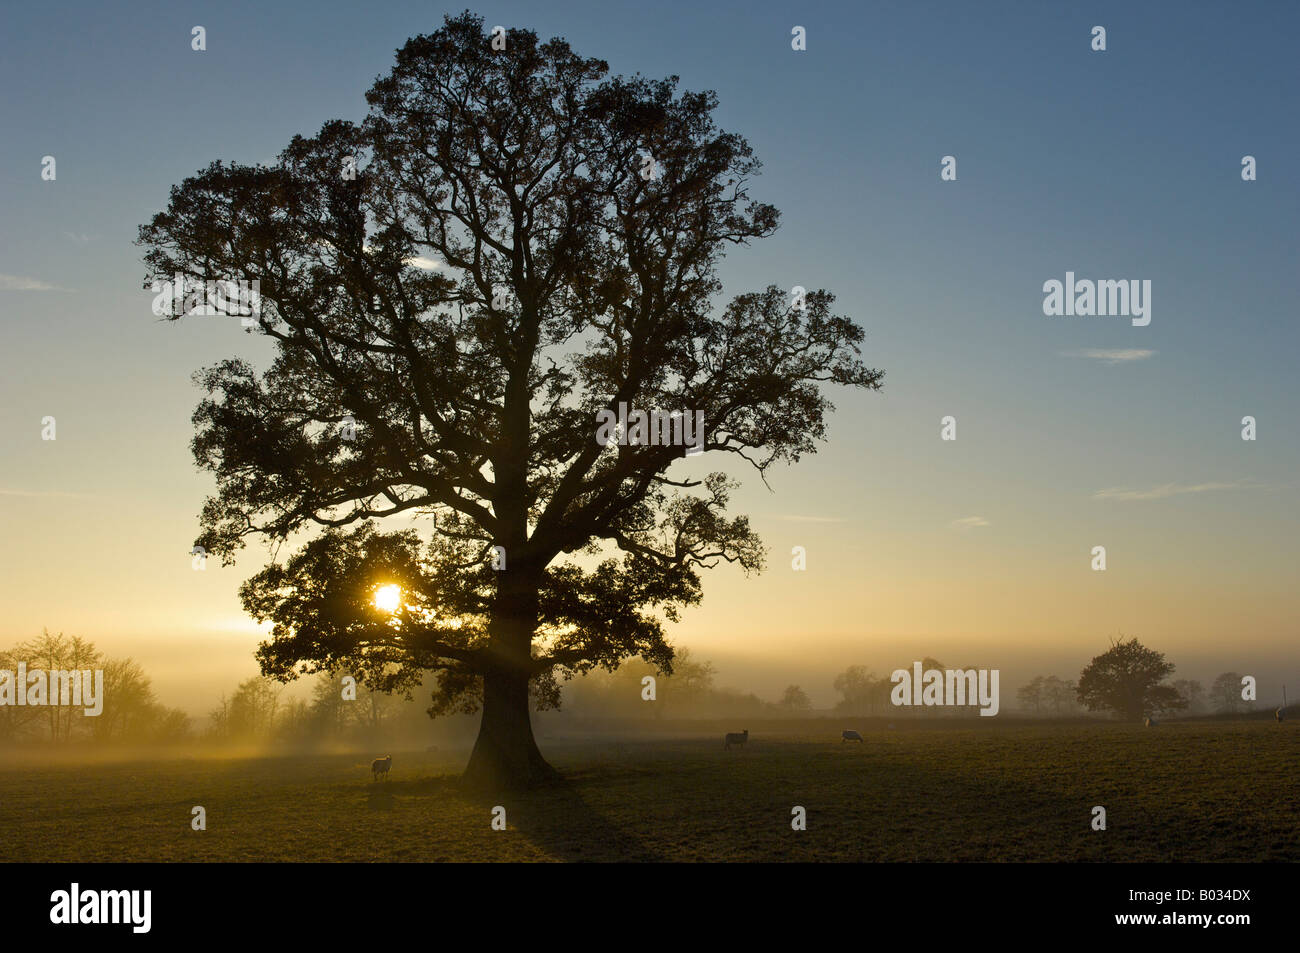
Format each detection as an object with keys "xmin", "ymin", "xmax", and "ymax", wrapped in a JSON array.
[{"xmin": 373, "ymin": 584, "xmax": 401, "ymax": 613}]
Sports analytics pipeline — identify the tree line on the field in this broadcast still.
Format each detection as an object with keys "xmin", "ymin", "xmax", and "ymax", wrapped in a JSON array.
[
  {"xmin": 828, "ymin": 639, "xmax": 1273, "ymax": 721},
  {"xmin": 0, "ymin": 630, "xmax": 190, "ymax": 744},
  {"xmin": 2, "ymin": 631, "xmax": 1276, "ymax": 748}
]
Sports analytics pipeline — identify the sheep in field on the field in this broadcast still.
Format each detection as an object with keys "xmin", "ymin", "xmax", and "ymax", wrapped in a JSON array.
[
  {"xmin": 841, "ymin": 729, "xmax": 864, "ymax": 743},
  {"xmin": 723, "ymin": 729, "xmax": 748, "ymax": 750},
  {"xmin": 371, "ymin": 755, "xmax": 392, "ymax": 781}
]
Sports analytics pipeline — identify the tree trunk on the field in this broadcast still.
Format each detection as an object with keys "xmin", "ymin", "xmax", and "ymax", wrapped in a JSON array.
[
  {"xmin": 462, "ymin": 666, "xmax": 558, "ymax": 790},
  {"xmin": 461, "ymin": 567, "xmax": 560, "ymax": 790}
]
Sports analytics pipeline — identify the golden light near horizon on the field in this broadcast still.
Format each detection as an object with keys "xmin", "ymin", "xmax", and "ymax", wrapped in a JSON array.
[{"xmin": 373, "ymin": 584, "xmax": 401, "ymax": 613}]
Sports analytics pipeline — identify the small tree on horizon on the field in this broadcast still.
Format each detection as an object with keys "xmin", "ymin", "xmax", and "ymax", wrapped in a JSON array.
[
  {"xmin": 779, "ymin": 684, "xmax": 811, "ymax": 713},
  {"xmin": 1209, "ymin": 672, "xmax": 1249, "ymax": 715},
  {"xmin": 1172, "ymin": 678, "xmax": 1205, "ymax": 715},
  {"xmin": 1017, "ymin": 675, "xmax": 1045, "ymax": 714},
  {"xmin": 1076, "ymin": 637, "xmax": 1187, "ymax": 722}
]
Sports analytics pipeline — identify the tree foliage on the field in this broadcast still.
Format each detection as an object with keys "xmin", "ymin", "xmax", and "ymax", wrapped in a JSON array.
[{"xmin": 1076, "ymin": 637, "xmax": 1187, "ymax": 721}]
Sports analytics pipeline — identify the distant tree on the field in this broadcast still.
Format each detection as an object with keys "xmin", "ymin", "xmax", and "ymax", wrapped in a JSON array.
[
  {"xmin": 1076, "ymin": 637, "xmax": 1187, "ymax": 722},
  {"xmin": 1017, "ymin": 675, "xmax": 1045, "ymax": 714},
  {"xmin": 1172, "ymin": 678, "xmax": 1205, "ymax": 715},
  {"xmin": 310, "ymin": 673, "xmax": 350, "ymax": 736},
  {"xmin": 208, "ymin": 695, "xmax": 229, "ymax": 738},
  {"xmin": 214, "ymin": 676, "xmax": 283, "ymax": 740},
  {"xmin": 779, "ymin": 685, "xmax": 811, "ymax": 712},
  {"xmin": 833, "ymin": 666, "xmax": 877, "ymax": 715},
  {"xmin": 664, "ymin": 648, "xmax": 717, "ymax": 712},
  {"xmin": 559, "ymin": 646, "xmax": 719, "ymax": 718},
  {"xmin": 1210, "ymin": 672, "xmax": 1248, "ymax": 715},
  {"xmin": 150, "ymin": 707, "xmax": 192, "ymax": 742},
  {"xmin": 92, "ymin": 659, "xmax": 158, "ymax": 742},
  {"xmin": 275, "ymin": 698, "xmax": 314, "ymax": 741},
  {"xmin": 18, "ymin": 630, "xmax": 102, "ymax": 741},
  {"xmin": 1042, "ymin": 675, "xmax": 1077, "ymax": 715},
  {"xmin": 0, "ymin": 645, "xmax": 43, "ymax": 741},
  {"xmin": 698, "ymin": 686, "xmax": 774, "ymax": 718},
  {"xmin": 835, "ymin": 665, "xmax": 917, "ymax": 715},
  {"xmin": 356, "ymin": 678, "xmax": 401, "ymax": 733},
  {"xmin": 0, "ymin": 634, "xmax": 189, "ymax": 745}
]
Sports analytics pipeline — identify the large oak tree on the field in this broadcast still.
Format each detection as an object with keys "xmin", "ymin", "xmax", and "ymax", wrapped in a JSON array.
[{"xmin": 139, "ymin": 12, "xmax": 882, "ymax": 788}]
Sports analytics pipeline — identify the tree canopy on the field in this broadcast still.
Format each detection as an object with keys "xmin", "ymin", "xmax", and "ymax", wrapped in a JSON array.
[{"xmin": 1076, "ymin": 637, "xmax": 1187, "ymax": 721}]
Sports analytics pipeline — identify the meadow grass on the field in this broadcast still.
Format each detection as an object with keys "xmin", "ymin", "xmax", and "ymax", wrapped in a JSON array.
[{"xmin": 2, "ymin": 720, "xmax": 1294, "ymax": 862}]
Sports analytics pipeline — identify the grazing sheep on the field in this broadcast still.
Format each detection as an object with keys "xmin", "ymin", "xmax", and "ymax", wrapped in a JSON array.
[
  {"xmin": 723, "ymin": 729, "xmax": 749, "ymax": 750},
  {"xmin": 1144, "ymin": 717, "xmax": 1156, "ymax": 727},
  {"xmin": 371, "ymin": 754, "xmax": 392, "ymax": 780},
  {"xmin": 841, "ymin": 729, "xmax": 864, "ymax": 743}
]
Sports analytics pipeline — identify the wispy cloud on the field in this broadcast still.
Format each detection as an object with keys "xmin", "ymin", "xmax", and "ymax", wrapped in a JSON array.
[
  {"xmin": 0, "ymin": 488, "xmax": 91, "ymax": 499},
  {"xmin": 951, "ymin": 516, "xmax": 990, "ymax": 530},
  {"xmin": 406, "ymin": 256, "xmax": 441, "ymax": 270},
  {"xmin": 1092, "ymin": 480, "xmax": 1261, "ymax": 502},
  {"xmin": 0, "ymin": 274, "xmax": 74, "ymax": 292},
  {"xmin": 1061, "ymin": 348, "xmax": 1156, "ymax": 365},
  {"xmin": 777, "ymin": 514, "xmax": 845, "ymax": 524},
  {"xmin": 63, "ymin": 231, "xmax": 94, "ymax": 243}
]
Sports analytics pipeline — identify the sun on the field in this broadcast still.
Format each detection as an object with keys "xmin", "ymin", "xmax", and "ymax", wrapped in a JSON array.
[{"xmin": 373, "ymin": 584, "xmax": 401, "ymax": 613}]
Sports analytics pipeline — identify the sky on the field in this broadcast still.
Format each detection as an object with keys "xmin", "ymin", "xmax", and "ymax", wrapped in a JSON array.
[{"xmin": 1, "ymin": 0, "xmax": 1297, "ymax": 713}]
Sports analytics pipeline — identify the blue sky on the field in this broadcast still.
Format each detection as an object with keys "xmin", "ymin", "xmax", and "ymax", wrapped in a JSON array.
[{"xmin": 1, "ymin": 1, "xmax": 1296, "ymax": 710}]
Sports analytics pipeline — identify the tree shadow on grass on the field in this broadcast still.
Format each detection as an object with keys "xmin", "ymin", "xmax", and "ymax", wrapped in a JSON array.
[{"xmin": 460, "ymin": 777, "xmax": 665, "ymax": 862}]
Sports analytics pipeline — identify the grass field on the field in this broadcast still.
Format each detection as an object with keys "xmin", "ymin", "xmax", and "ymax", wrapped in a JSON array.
[{"xmin": 3, "ymin": 720, "xmax": 1295, "ymax": 862}]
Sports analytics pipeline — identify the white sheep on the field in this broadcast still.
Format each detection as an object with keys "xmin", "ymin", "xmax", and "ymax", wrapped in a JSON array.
[
  {"xmin": 723, "ymin": 729, "xmax": 748, "ymax": 750},
  {"xmin": 371, "ymin": 754, "xmax": 392, "ymax": 780},
  {"xmin": 841, "ymin": 729, "xmax": 864, "ymax": 743}
]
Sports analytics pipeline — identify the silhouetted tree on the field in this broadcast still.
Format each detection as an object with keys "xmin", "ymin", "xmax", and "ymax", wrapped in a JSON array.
[
  {"xmin": 1041, "ymin": 675, "xmax": 1077, "ymax": 715},
  {"xmin": 310, "ymin": 673, "xmax": 350, "ymax": 736},
  {"xmin": 0, "ymin": 645, "xmax": 45, "ymax": 741},
  {"xmin": 779, "ymin": 684, "xmax": 811, "ymax": 712},
  {"xmin": 92, "ymin": 658, "xmax": 158, "ymax": 742},
  {"xmin": 563, "ymin": 647, "xmax": 724, "ymax": 718},
  {"xmin": 1172, "ymin": 678, "xmax": 1205, "ymax": 715},
  {"xmin": 1210, "ymin": 672, "xmax": 1248, "ymax": 715},
  {"xmin": 211, "ymin": 676, "xmax": 283, "ymax": 741},
  {"xmin": 1017, "ymin": 675, "xmax": 1045, "ymax": 714},
  {"xmin": 19, "ymin": 630, "xmax": 101, "ymax": 741},
  {"xmin": 0, "ymin": 633, "xmax": 190, "ymax": 744},
  {"xmin": 139, "ymin": 13, "xmax": 881, "ymax": 787},
  {"xmin": 833, "ymin": 666, "xmax": 875, "ymax": 715},
  {"xmin": 1076, "ymin": 637, "xmax": 1186, "ymax": 721}
]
